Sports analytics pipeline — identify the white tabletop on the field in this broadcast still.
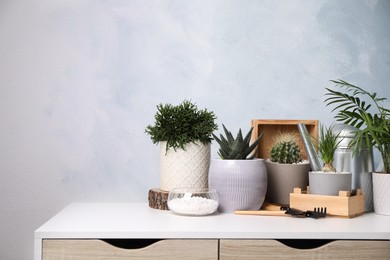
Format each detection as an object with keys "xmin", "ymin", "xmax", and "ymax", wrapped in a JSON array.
[{"xmin": 35, "ymin": 202, "xmax": 390, "ymax": 240}]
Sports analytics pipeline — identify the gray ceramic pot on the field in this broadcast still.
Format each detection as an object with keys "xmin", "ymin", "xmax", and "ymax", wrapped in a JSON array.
[
  {"xmin": 265, "ymin": 160, "xmax": 310, "ymax": 205},
  {"xmin": 208, "ymin": 159, "xmax": 268, "ymax": 213},
  {"xmin": 309, "ymin": 171, "xmax": 352, "ymax": 196}
]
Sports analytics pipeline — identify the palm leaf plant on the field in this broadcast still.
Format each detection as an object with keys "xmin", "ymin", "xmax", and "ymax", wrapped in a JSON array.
[{"xmin": 324, "ymin": 80, "xmax": 390, "ymax": 173}]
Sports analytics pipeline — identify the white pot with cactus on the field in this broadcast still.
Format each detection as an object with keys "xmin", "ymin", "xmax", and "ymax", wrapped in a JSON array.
[
  {"xmin": 309, "ymin": 124, "xmax": 352, "ymax": 196},
  {"xmin": 265, "ymin": 132, "xmax": 310, "ymax": 206},
  {"xmin": 209, "ymin": 125, "xmax": 267, "ymax": 213},
  {"xmin": 325, "ymin": 80, "xmax": 390, "ymax": 215},
  {"xmin": 145, "ymin": 100, "xmax": 218, "ymax": 192}
]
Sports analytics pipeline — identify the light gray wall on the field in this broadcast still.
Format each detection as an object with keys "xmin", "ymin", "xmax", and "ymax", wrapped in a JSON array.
[{"xmin": 1, "ymin": 0, "xmax": 389, "ymax": 259}]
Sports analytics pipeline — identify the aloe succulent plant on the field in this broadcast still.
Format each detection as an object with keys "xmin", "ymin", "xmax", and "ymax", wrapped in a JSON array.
[
  {"xmin": 213, "ymin": 124, "xmax": 263, "ymax": 160},
  {"xmin": 270, "ymin": 132, "xmax": 301, "ymax": 164}
]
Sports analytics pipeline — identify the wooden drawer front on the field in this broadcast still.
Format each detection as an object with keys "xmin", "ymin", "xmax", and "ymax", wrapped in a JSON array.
[
  {"xmin": 220, "ymin": 239, "xmax": 390, "ymax": 260},
  {"xmin": 43, "ymin": 239, "xmax": 218, "ymax": 260}
]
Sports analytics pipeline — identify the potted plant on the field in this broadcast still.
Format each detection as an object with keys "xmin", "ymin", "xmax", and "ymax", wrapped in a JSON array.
[
  {"xmin": 264, "ymin": 132, "xmax": 311, "ymax": 205},
  {"xmin": 145, "ymin": 100, "xmax": 218, "ymax": 192},
  {"xmin": 325, "ymin": 80, "xmax": 390, "ymax": 215},
  {"xmin": 309, "ymin": 124, "xmax": 352, "ymax": 196},
  {"xmin": 208, "ymin": 124, "xmax": 267, "ymax": 213}
]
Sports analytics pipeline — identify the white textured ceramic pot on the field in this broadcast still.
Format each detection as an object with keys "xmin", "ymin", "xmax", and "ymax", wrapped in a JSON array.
[
  {"xmin": 160, "ymin": 141, "xmax": 210, "ymax": 192},
  {"xmin": 372, "ymin": 172, "xmax": 390, "ymax": 215},
  {"xmin": 208, "ymin": 159, "xmax": 268, "ymax": 213},
  {"xmin": 309, "ymin": 171, "xmax": 352, "ymax": 196},
  {"xmin": 265, "ymin": 160, "xmax": 310, "ymax": 205}
]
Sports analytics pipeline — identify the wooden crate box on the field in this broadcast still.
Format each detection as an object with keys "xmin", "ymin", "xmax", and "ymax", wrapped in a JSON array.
[{"xmin": 251, "ymin": 119, "xmax": 318, "ymax": 160}]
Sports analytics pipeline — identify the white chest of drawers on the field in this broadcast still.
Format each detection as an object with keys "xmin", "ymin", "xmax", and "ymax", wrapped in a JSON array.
[{"xmin": 34, "ymin": 203, "xmax": 390, "ymax": 259}]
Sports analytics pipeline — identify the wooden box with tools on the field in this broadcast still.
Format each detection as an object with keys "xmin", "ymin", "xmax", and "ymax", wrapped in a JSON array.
[{"xmin": 290, "ymin": 188, "xmax": 365, "ymax": 218}]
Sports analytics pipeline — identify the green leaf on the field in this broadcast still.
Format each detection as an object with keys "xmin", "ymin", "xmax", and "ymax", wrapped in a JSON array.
[
  {"xmin": 145, "ymin": 100, "xmax": 218, "ymax": 151},
  {"xmin": 325, "ymin": 80, "xmax": 389, "ymax": 171},
  {"xmin": 214, "ymin": 125, "xmax": 263, "ymax": 160}
]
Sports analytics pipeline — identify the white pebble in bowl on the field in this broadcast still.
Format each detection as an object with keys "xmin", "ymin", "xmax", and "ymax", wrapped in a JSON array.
[{"xmin": 168, "ymin": 196, "xmax": 218, "ymax": 216}]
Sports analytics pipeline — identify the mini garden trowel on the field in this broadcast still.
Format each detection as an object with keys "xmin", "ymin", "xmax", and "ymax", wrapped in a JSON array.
[{"xmin": 235, "ymin": 207, "xmax": 327, "ymax": 219}]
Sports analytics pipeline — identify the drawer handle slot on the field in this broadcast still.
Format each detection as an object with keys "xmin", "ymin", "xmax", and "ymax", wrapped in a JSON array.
[
  {"xmin": 102, "ymin": 239, "xmax": 162, "ymax": 249},
  {"xmin": 276, "ymin": 239, "xmax": 335, "ymax": 249}
]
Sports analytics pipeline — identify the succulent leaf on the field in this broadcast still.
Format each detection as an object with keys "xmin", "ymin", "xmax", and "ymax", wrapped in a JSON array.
[{"xmin": 214, "ymin": 124, "xmax": 263, "ymax": 160}]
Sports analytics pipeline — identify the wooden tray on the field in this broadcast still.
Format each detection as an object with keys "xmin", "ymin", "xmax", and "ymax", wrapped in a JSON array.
[
  {"xmin": 251, "ymin": 119, "xmax": 318, "ymax": 160},
  {"xmin": 290, "ymin": 188, "xmax": 365, "ymax": 218}
]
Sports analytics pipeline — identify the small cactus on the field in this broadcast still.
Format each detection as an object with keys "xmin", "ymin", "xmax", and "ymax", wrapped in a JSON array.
[
  {"xmin": 270, "ymin": 132, "xmax": 302, "ymax": 164},
  {"xmin": 213, "ymin": 124, "xmax": 263, "ymax": 160}
]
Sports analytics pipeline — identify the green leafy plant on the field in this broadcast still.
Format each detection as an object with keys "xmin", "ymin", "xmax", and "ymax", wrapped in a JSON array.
[
  {"xmin": 270, "ymin": 132, "xmax": 301, "ymax": 164},
  {"xmin": 312, "ymin": 124, "xmax": 342, "ymax": 172},
  {"xmin": 145, "ymin": 100, "xmax": 218, "ymax": 151},
  {"xmin": 325, "ymin": 80, "xmax": 390, "ymax": 173},
  {"xmin": 213, "ymin": 124, "xmax": 263, "ymax": 160}
]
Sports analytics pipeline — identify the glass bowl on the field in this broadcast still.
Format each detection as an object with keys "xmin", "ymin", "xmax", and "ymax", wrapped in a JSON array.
[{"xmin": 167, "ymin": 188, "xmax": 219, "ymax": 216}]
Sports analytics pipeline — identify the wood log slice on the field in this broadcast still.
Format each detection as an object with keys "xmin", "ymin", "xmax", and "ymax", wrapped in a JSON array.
[{"xmin": 148, "ymin": 188, "xmax": 169, "ymax": 210}]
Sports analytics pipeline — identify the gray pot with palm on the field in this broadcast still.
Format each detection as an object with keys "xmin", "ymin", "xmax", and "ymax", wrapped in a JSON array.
[
  {"xmin": 325, "ymin": 80, "xmax": 390, "ymax": 215},
  {"xmin": 209, "ymin": 125, "xmax": 267, "ymax": 213},
  {"xmin": 309, "ymin": 124, "xmax": 352, "ymax": 196},
  {"xmin": 265, "ymin": 132, "xmax": 310, "ymax": 206}
]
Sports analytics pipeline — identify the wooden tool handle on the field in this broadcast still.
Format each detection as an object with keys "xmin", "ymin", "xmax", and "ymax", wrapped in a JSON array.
[
  {"xmin": 234, "ymin": 210, "xmax": 287, "ymax": 216},
  {"xmin": 261, "ymin": 203, "xmax": 287, "ymax": 211}
]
